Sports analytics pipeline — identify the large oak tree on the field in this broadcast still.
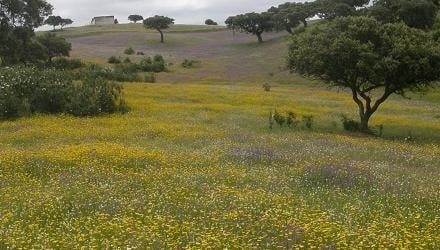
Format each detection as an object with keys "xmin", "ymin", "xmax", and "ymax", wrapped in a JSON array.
[{"xmin": 288, "ymin": 16, "xmax": 440, "ymax": 133}]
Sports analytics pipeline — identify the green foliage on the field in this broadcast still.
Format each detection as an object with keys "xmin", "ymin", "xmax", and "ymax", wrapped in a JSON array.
[
  {"xmin": 143, "ymin": 15, "xmax": 175, "ymax": 43},
  {"xmin": 0, "ymin": 66, "xmax": 126, "ymax": 119},
  {"xmin": 225, "ymin": 12, "xmax": 274, "ymax": 43},
  {"xmin": 341, "ymin": 115, "xmax": 361, "ymax": 132},
  {"xmin": 36, "ymin": 33, "xmax": 71, "ymax": 62},
  {"xmin": 314, "ymin": 0, "xmax": 369, "ymax": 19},
  {"xmin": 128, "ymin": 15, "xmax": 143, "ymax": 23},
  {"xmin": 205, "ymin": 19, "xmax": 218, "ymax": 25},
  {"xmin": 0, "ymin": 0, "xmax": 53, "ymax": 28},
  {"xmin": 368, "ymin": 0, "xmax": 439, "ymax": 29},
  {"xmin": 139, "ymin": 55, "xmax": 167, "ymax": 72},
  {"xmin": 124, "ymin": 47, "xmax": 135, "ymax": 55},
  {"xmin": 268, "ymin": 2, "xmax": 316, "ymax": 33},
  {"xmin": 302, "ymin": 115, "xmax": 314, "ymax": 129},
  {"xmin": 262, "ymin": 82, "xmax": 272, "ymax": 92},
  {"xmin": 67, "ymin": 74, "xmax": 127, "ymax": 116},
  {"xmin": 288, "ymin": 16, "xmax": 440, "ymax": 132},
  {"xmin": 123, "ymin": 57, "xmax": 132, "ymax": 63},
  {"xmin": 108, "ymin": 56, "xmax": 122, "ymax": 64},
  {"xmin": 51, "ymin": 57, "xmax": 84, "ymax": 70},
  {"xmin": 44, "ymin": 16, "xmax": 62, "ymax": 30},
  {"xmin": 182, "ymin": 59, "xmax": 199, "ymax": 68}
]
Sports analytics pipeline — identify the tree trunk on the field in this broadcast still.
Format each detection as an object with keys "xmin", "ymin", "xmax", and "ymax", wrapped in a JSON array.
[
  {"xmin": 285, "ymin": 26, "xmax": 293, "ymax": 34},
  {"xmin": 256, "ymin": 32, "xmax": 263, "ymax": 43},
  {"xmin": 359, "ymin": 112, "xmax": 372, "ymax": 134},
  {"xmin": 158, "ymin": 30, "xmax": 164, "ymax": 43}
]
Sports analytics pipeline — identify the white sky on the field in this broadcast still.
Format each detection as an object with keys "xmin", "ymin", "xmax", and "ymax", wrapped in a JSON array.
[{"xmin": 44, "ymin": 0, "xmax": 294, "ymax": 27}]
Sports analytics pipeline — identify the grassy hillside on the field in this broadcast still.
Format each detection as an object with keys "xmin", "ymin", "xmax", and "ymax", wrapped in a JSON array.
[
  {"xmin": 2, "ymin": 24, "xmax": 440, "ymax": 248},
  {"xmin": 44, "ymin": 23, "xmax": 226, "ymax": 38}
]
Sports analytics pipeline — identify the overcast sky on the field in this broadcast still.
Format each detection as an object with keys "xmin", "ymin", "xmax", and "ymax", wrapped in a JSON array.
[{"xmin": 45, "ymin": 0, "xmax": 292, "ymax": 28}]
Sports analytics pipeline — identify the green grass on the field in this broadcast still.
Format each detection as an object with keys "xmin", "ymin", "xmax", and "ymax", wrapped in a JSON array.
[
  {"xmin": 0, "ymin": 82, "xmax": 440, "ymax": 248},
  {"xmin": 41, "ymin": 23, "xmax": 226, "ymax": 38}
]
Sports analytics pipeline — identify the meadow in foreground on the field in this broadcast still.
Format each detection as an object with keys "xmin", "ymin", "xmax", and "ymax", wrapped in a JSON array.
[{"xmin": 1, "ymin": 82, "xmax": 439, "ymax": 248}]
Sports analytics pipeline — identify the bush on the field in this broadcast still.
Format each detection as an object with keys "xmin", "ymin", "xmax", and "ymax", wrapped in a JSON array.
[
  {"xmin": 124, "ymin": 47, "xmax": 135, "ymax": 55},
  {"xmin": 139, "ymin": 55, "xmax": 167, "ymax": 73},
  {"xmin": 137, "ymin": 51, "xmax": 145, "ymax": 55},
  {"xmin": 84, "ymin": 64, "xmax": 141, "ymax": 82},
  {"xmin": 286, "ymin": 112, "xmax": 299, "ymax": 128},
  {"xmin": 51, "ymin": 57, "xmax": 84, "ymax": 70},
  {"xmin": 182, "ymin": 59, "xmax": 194, "ymax": 68},
  {"xmin": 262, "ymin": 82, "xmax": 271, "ymax": 92},
  {"xmin": 274, "ymin": 110, "xmax": 286, "ymax": 127},
  {"xmin": 341, "ymin": 115, "xmax": 360, "ymax": 132},
  {"xmin": 302, "ymin": 115, "xmax": 314, "ymax": 129},
  {"xmin": 123, "ymin": 57, "xmax": 132, "ymax": 63},
  {"xmin": 108, "ymin": 56, "xmax": 121, "ymax": 64},
  {"xmin": 67, "ymin": 74, "xmax": 127, "ymax": 116},
  {"xmin": 0, "ymin": 66, "xmax": 127, "ymax": 119}
]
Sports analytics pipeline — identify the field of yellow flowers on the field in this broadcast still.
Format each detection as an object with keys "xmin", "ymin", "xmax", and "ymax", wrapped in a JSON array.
[{"xmin": 1, "ymin": 82, "xmax": 440, "ymax": 248}]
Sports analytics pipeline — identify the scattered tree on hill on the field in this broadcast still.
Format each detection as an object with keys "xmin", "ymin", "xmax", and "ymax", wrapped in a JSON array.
[
  {"xmin": 225, "ymin": 12, "xmax": 274, "ymax": 43},
  {"xmin": 314, "ymin": 0, "xmax": 370, "ymax": 19},
  {"xmin": 60, "ymin": 18, "xmax": 73, "ymax": 29},
  {"xmin": 143, "ymin": 15, "xmax": 175, "ymax": 43},
  {"xmin": 368, "ymin": 0, "xmax": 439, "ymax": 29},
  {"xmin": 205, "ymin": 19, "xmax": 218, "ymax": 25},
  {"xmin": 288, "ymin": 16, "xmax": 440, "ymax": 133},
  {"xmin": 128, "ymin": 15, "xmax": 144, "ymax": 23},
  {"xmin": 44, "ymin": 16, "xmax": 73, "ymax": 30},
  {"xmin": 36, "ymin": 33, "xmax": 71, "ymax": 63},
  {"xmin": 114, "ymin": 19, "xmax": 119, "ymax": 24},
  {"xmin": 44, "ymin": 16, "xmax": 63, "ymax": 30}
]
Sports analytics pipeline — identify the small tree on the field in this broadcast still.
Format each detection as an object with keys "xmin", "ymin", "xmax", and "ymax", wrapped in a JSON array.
[
  {"xmin": 60, "ymin": 18, "xmax": 73, "ymax": 30},
  {"xmin": 44, "ymin": 15, "xmax": 63, "ymax": 30},
  {"xmin": 225, "ymin": 12, "xmax": 274, "ymax": 43},
  {"xmin": 36, "ymin": 33, "xmax": 71, "ymax": 63},
  {"xmin": 205, "ymin": 19, "xmax": 218, "ymax": 25},
  {"xmin": 288, "ymin": 16, "xmax": 440, "ymax": 133},
  {"xmin": 128, "ymin": 15, "xmax": 144, "ymax": 23},
  {"xmin": 143, "ymin": 15, "xmax": 175, "ymax": 43}
]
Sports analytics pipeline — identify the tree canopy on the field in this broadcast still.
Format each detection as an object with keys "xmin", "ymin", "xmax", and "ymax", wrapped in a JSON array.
[
  {"xmin": 0, "ymin": 0, "xmax": 53, "ymax": 64},
  {"xmin": 225, "ymin": 12, "xmax": 274, "ymax": 43},
  {"xmin": 128, "ymin": 15, "xmax": 143, "ymax": 23},
  {"xmin": 368, "ymin": 0, "xmax": 439, "ymax": 29},
  {"xmin": 205, "ymin": 19, "xmax": 218, "ymax": 25},
  {"xmin": 143, "ymin": 15, "xmax": 174, "ymax": 43},
  {"xmin": 269, "ymin": 2, "xmax": 316, "ymax": 33},
  {"xmin": 287, "ymin": 16, "xmax": 440, "ymax": 132}
]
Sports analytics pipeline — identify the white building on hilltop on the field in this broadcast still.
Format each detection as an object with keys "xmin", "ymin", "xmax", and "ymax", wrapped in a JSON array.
[{"xmin": 91, "ymin": 16, "xmax": 115, "ymax": 25}]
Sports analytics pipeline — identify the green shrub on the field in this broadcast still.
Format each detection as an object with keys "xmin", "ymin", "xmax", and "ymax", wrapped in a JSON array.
[
  {"xmin": 67, "ymin": 74, "xmax": 127, "ymax": 116},
  {"xmin": 139, "ymin": 55, "xmax": 167, "ymax": 73},
  {"xmin": 341, "ymin": 115, "xmax": 360, "ymax": 132},
  {"xmin": 302, "ymin": 115, "xmax": 314, "ymax": 130},
  {"xmin": 0, "ymin": 66, "xmax": 127, "ymax": 119},
  {"xmin": 137, "ymin": 51, "xmax": 145, "ymax": 55},
  {"xmin": 274, "ymin": 110, "xmax": 286, "ymax": 127},
  {"xmin": 182, "ymin": 59, "xmax": 194, "ymax": 68},
  {"xmin": 108, "ymin": 56, "xmax": 122, "ymax": 64},
  {"xmin": 123, "ymin": 57, "xmax": 132, "ymax": 63},
  {"xmin": 262, "ymin": 82, "xmax": 271, "ymax": 92},
  {"xmin": 124, "ymin": 47, "xmax": 135, "ymax": 55},
  {"xmin": 286, "ymin": 112, "xmax": 299, "ymax": 128},
  {"xmin": 51, "ymin": 57, "xmax": 84, "ymax": 70}
]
